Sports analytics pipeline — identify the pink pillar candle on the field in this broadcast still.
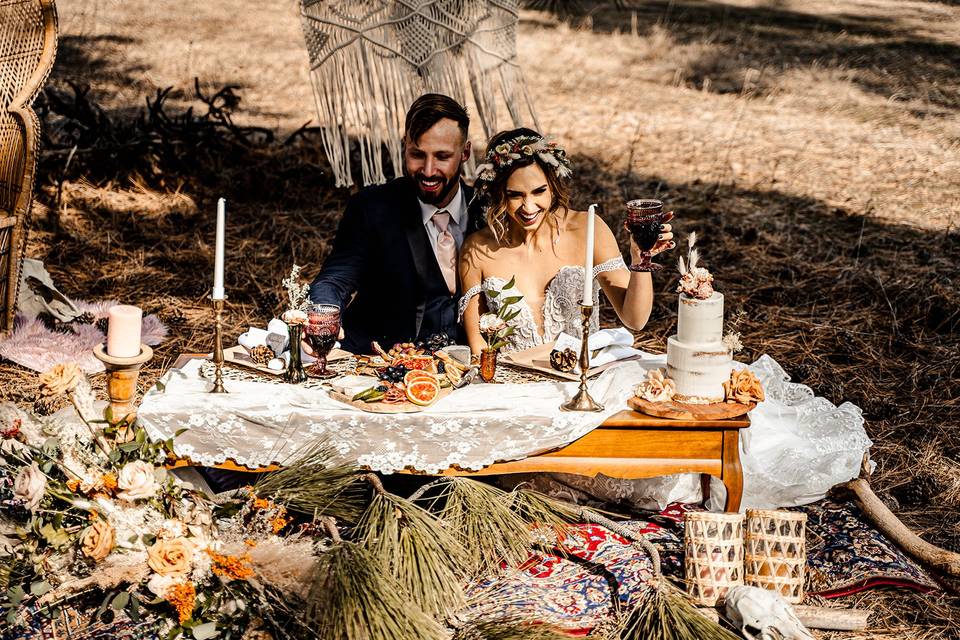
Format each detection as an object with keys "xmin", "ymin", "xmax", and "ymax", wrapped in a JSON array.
[{"xmin": 106, "ymin": 305, "xmax": 143, "ymax": 358}]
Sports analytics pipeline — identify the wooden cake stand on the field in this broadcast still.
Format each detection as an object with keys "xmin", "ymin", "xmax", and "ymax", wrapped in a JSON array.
[{"xmin": 628, "ymin": 396, "xmax": 756, "ymax": 421}]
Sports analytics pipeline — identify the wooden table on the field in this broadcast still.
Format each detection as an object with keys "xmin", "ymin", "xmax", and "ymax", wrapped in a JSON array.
[
  {"xmin": 443, "ymin": 410, "xmax": 749, "ymax": 512},
  {"xmin": 168, "ymin": 355, "xmax": 749, "ymax": 511}
]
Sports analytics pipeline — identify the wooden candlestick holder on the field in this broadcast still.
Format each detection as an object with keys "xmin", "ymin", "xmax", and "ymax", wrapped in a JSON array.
[{"xmin": 93, "ymin": 343, "xmax": 154, "ymax": 426}]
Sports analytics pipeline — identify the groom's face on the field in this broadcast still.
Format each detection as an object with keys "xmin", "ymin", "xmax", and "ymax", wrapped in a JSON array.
[{"xmin": 403, "ymin": 118, "xmax": 471, "ymax": 207}]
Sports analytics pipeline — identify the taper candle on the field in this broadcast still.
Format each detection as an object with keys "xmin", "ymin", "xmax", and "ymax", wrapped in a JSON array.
[
  {"xmin": 106, "ymin": 304, "xmax": 142, "ymax": 358},
  {"xmin": 212, "ymin": 197, "xmax": 226, "ymax": 300},
  {"xmin": 582, "ymin": 204, "xmax": 596, "ymax": 305}
]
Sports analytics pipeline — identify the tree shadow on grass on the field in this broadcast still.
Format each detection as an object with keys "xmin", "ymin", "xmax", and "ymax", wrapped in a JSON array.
[{"xmin": 527, "ymin": 0, "xmax": 960, "ymax": 111}]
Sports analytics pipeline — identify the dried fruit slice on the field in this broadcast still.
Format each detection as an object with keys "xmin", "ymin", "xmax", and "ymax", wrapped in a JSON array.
[
  {"xmin": 403, "ymin": 370, "xmax": 437, "ymax": 386},
  {"xmin": 405, "ymin": 378, "xmax": 440, "ymax": 406}
]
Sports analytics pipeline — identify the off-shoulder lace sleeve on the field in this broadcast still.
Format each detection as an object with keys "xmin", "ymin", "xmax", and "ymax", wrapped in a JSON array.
[
  {"xmin": 458, "ymin": 284, "xmax": 483, "ymax": 321},
  {"xmin": 592, "ymin": 256, "xmax": 627, "ymax": 278}
]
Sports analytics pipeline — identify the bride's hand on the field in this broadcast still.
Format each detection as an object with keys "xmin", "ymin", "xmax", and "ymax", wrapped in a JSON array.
[{"xmin": 628, "ymin": 211, "xmax": 676, "ymax": 259}]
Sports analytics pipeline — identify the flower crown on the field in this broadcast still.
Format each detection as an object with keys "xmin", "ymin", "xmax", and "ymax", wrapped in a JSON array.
[{"xmin": 474, "ymin": 135, "xmax": 573, "ymax": 186}]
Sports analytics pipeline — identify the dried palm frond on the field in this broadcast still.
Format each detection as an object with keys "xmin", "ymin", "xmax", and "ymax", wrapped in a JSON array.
[
  {"xmin": 411, "ymin": 477, "xmax": 532, "ymax": 576},
  {"xmin": 254, "ymin": 439, "xmax": 364, "ymax": 522},
  {"xmin": 306, "ymin": 518, "xmax": 445, "ymax": 640},
  {"xmin": 356, "ymin": 474, "xmax": 467, "ymax": 619},
  {"xmin": 617, "ymin": 581, "xmax": 740, "ymax": 640},
  {"xmin": 452, "ymin": 616, "xmax": 571, "ymax": 640}
]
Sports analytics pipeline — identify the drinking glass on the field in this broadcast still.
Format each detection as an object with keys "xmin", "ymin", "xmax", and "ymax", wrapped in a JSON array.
[
  {"xmin": 625, "ymin": 199, "xmax": 667, "ymax": 272},
  {"xmin": 305, "ymin": 304, "xmax": 341, "ymax": 379}
]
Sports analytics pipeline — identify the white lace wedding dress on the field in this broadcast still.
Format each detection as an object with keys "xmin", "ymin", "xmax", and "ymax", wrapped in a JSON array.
[{"xmin": 459, "ymin": 257, "xmax": 872, "ymax": 511}]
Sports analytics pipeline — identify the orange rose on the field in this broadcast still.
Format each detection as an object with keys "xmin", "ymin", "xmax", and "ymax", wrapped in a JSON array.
[
  {"xmin": 81, "ymin": 519, "xmax": 115, "ymax": 562},
  {"xmin": 724, "ymin": 369, "xmax": 765, "ymax": 404},
  {"xmin": 147, "ymin": 538, "xmax": 193, "ymax": 576}
]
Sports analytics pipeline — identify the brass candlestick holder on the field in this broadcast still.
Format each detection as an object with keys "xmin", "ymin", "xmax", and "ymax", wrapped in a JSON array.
[
  {"xmin": 561, "ymin": 304, "xmax": 604, "ymax": 412},
  {"xmin": 93, "ymin": 343, "xmax": 154, "ymax": 428},
  {"xmin": 210, "ymin": 296, "xmax": 228, "ymax": 393}
]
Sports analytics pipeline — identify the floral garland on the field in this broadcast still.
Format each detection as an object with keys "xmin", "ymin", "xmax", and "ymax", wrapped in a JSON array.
[{"xmin": 474, "ymin": 134, "xmax": 572, "ymax": 186}]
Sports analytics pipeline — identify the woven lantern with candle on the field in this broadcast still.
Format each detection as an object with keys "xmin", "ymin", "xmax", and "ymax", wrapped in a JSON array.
[
  {"xmin": 684, "ymin": 511, "xmax": 745, "ymax": 606},
  {"xmin": 745, "ymin": 509, "xmax": 807, "ymax": 603}
]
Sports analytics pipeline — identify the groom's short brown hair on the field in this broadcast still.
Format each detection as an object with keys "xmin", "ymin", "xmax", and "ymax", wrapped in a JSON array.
[{"xmin": 405, "ymin": 94, "xmax": 469, "ymax": 144}]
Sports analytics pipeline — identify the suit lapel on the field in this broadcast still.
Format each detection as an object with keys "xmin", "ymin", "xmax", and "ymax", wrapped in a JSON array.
[{"xmin": 403, "ymin": 181, "xmax": 432, "ymax": 338}]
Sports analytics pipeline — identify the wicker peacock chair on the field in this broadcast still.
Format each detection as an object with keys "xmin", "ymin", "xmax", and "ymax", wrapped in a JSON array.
[{"xmin": 0, "ymin": 0, "xmax": 58, "ymax": 335}]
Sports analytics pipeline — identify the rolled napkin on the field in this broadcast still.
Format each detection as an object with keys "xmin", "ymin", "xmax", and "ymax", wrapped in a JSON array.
[{"xmin": 553, "ymin": 327, "xmax": 647, "ymax": 372}]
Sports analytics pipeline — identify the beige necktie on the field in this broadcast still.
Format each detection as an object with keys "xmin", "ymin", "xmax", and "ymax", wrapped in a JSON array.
[{"xmin": 432, "ymin": 211, "xmax": 457, "ymax": 294}]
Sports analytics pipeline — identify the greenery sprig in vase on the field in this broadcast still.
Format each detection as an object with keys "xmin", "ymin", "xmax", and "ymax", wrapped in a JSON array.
[{"xmin": 477, "ymin": 276, "xmax": 523, "ymax": 382}]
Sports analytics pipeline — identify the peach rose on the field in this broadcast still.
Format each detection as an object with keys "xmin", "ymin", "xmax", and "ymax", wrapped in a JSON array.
[
  {"xmin": 635, "ymin": 368, "xmax": 677, "ymax": 403},
  {"xmin": 147, "ymin": 538, "xmax": 193, "ymax": 576},
  {"xmin": 724, "ymin": 368, "xmax": 765, "ymax": 404},
  {"xmin": 38, "ymin": 363, "xmax": 83, "ymax": 397},
  {"xmin": 117, "ymin": 460, "xmax": 160, "ymax": 502},
  {"xmin": 81, "ymin": 519, "xmax": 115, "ymax": 562}
]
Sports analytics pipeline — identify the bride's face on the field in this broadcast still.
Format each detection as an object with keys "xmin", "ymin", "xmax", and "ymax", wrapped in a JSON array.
[{"xmin": 504, "ymin": 163, "xmax": 552, "ymax": 231}]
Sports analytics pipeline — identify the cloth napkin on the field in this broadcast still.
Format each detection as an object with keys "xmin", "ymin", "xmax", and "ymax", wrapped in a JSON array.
[
  {"xmin": 237, "ymin": 318, "xmax": 341, "ymax": 365},
  {"xmin": 553, "ymin": 327, "xmax": 646, "ymax": 371}
]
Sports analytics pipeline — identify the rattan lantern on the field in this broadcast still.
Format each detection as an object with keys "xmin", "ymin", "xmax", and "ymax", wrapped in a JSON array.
[
  {"xmin": 745, "ymin": 509, "xmax": 807, "ymax": 603},
  {"xmin": 684, "ymin": 511, "xmax": 745, "ymax": 606},
  {"xmin": 0, "ymin": 0, "xmax": 58, "ymax": 334}
]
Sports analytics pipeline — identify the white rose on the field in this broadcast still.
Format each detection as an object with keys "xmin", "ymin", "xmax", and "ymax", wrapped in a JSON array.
[
  {"xmin": 147, "ymin": 572, "xmax": 178, "ymax": 598},
  {"xmin": 281, "ymin": 309, "xmax": 307, "ymax": 325},
  {"xmin": 479, "ymin": 314, "xmax": 506, "ymax": 334},
  {"xmin": 117, "ymin": 461, "xmax": 160, "ymax": 502},
  {"xmin": 14, "ymin": 463, "xmax": 46, "ymax": 511}
]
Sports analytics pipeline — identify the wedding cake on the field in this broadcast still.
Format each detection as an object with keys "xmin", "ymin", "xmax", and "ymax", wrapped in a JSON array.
[{"xmin": 665, "ymin": 235, "xmax": 733, "ymax": 403}]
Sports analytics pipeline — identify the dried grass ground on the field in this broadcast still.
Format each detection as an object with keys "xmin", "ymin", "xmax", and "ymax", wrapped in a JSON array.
[{"xmin": 2, "ymin": 0, "xmax": 959, "ymax": 637}]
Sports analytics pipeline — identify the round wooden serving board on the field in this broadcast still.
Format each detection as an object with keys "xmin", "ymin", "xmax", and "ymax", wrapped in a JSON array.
[
  {"xmin": 329, "ymin": 387, "xmax": 452, "ymax": 414},
  {"xmin": 628, "ymin": 396, "xmax": 755, "ymax": 420}
]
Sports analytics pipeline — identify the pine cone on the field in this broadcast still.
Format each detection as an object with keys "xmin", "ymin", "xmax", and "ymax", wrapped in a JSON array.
[
  {"xmin": 550, "ymin": 348, "xmax": 577, "ymax": 372},
  {"xmin": 892, "ymin": 475, "xmax": 939, "ymax": 507},
  {"xmin": 72, "ymin": 311, "xmax": 95, "ymax": 325},
  {"xmin": 95, "ymin": 317, "xmax": 109, "ymax": 334},
  {"xmin": 249, "ymin": 345, "xmax": 274, "ymax": 366},
  {"xmin": 33, "ymin": 394, "xmax": 61, "ymax": 416}
]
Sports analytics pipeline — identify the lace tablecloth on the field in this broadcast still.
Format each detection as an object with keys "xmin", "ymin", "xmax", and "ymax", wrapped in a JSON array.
[
  {"xmin": 138, "ymin": 355, "xmax": 871, "ymax": 511},
  {"xmin": 138, "ymin": 357, "xmax": 649, "ymax": 473}
]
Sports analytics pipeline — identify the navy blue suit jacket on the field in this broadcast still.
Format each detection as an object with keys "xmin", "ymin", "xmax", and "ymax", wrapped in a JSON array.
[{"xmin": 309, "ymin": 177, "xmax": 484, "ymax": 354}]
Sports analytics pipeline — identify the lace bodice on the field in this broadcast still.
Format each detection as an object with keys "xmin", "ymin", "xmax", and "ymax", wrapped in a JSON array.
[{"xmin": 459, "ymin": 257, "xmax": 627, "ymax": 353}]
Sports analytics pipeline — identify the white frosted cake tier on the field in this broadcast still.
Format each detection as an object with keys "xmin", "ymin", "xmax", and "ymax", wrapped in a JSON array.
[
  {"xmin": 677, "ymin": 292, "xmax": 724, "ymax": 346},
  {"xmin": 666, "ymin": 335, "xmax": 732, "ymax": 403}
]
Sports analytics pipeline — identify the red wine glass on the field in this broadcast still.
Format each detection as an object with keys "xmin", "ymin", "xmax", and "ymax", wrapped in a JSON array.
[
  {"xmin": 305, "ymin": 304, "xmax": 341, "ymax": 379},
  {"xmin": 625, "ymin": 199, "xmax": 666, "ymax": 272}
]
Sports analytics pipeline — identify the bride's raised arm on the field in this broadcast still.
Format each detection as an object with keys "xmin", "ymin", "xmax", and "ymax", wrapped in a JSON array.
[
  {"xmin": 594, "ymin": 210, "xmax": 673, "ymax": 331},
  {"xmin": 458, "ymin": 234, "xmax": 489, "ymax": 355}
]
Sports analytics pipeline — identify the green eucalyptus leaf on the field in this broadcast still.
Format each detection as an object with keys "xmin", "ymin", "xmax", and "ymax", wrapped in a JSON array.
[
  {"xmin": 504, "ymin": 275, "xmax": 516, "ymax": 289},
  {"xmin": 486, "ymin": 289, "xmax": 500, "ymax": 298},
  {"xmin": 500, "ymin": 296, "xmax": 523, "ymax": 306},
  {"xmin": 8, "ymin": 585, "xmax": 25, "ymax": 605},
  {"xmin": 29, "ymin": 580, "xmax": 51, "ymax": 596},
  {"xmin": 174, "ymin": 428, "xmax": 189, "ymax": 438},
  {"xmin": 111, "ymin": 591, "xmax": 129, "ymax": 610}
]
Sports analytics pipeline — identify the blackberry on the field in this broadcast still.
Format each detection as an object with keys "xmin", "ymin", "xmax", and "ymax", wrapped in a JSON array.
[
  {"xmin": 425, "ymin": 332, "xmax": 453, "ymax": 351},
  {"xmin": 891, "ymin": 475, "xmax": 939, "ymax": 508}
]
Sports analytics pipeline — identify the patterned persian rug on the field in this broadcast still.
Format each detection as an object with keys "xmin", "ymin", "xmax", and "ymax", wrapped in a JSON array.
[
  {"xmin": 469, "ymin": 501, "xmax": 937, "ymax": 634},
  {"xmin": 0, "ymin": 302, "xmax": 167, "ymax": 374}
]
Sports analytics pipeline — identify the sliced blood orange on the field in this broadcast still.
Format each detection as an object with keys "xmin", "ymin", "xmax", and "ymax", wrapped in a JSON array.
[
  {"xmin": 405, "ymin": 378, "xmax": 440, "ymax": 406},
  {"xmin": 404, "ymin": 370, "xmax": 437, "ymax": 386}
]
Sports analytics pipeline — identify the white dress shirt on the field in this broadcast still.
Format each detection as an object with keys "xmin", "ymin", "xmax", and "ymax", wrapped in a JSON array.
[{"xmin": 419, "ymin": 182, "xmax": 468, "ymax": 257}]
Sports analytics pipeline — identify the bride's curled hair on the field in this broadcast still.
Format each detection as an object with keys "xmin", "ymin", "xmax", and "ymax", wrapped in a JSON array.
[{"xmin": 475, "ymin": 127, "xmax": 572, "ymax": 242}]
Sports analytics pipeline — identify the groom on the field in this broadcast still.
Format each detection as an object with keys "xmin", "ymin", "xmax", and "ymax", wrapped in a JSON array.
[{"xmin": 309, "ymin": 94, "xmax": 485, "ymax": 354}]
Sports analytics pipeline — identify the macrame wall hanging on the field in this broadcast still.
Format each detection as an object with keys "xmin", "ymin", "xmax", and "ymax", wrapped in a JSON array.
[{"xmin": 299, "ymin": 0, "xmax": 540, "ymax": 187}]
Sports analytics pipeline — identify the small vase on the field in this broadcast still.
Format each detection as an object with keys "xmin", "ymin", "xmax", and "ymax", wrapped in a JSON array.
[
  {"xmin": 479, "ymin": 347, "xmax": 498, "ymax": 383},
  {"xmin": 284, "ymin": 324, "xmax": 308, "ymax": 384}
]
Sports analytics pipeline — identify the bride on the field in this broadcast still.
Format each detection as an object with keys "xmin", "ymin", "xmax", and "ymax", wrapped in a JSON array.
[
  {"xmin": 458, "ymin": 128, "xmax": 674, "ymax": 354},
  {"xmin": 459, "ymin": 128, "xmax": 871, "ymax": 512}
]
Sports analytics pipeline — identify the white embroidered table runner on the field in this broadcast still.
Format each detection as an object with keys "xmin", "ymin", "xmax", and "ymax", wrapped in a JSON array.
[{"xmin": 138, "ymin": 359, "xmax": 652, "ymax": 473}]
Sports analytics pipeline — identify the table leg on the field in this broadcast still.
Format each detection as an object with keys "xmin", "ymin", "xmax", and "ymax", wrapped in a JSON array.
[{"xmin": 721, "ymin": 430, "xmax": 743, "ymax": 512}]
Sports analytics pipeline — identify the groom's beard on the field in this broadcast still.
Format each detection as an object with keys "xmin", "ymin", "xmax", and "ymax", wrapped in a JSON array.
[{"xmin": 413, "ymin": 172, "xmax": 460, "ymax": 205}]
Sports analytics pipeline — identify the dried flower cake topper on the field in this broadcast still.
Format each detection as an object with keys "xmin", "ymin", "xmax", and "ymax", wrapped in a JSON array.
[{"xmin": 677, "ymin": 232, "xmax": 714, "ymax": 299}]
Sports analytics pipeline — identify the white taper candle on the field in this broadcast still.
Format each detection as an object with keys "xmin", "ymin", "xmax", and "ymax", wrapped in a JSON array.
[
  {"xmin": 582, "ymin": 204, "xmax": 596, "ymax": 305},
  {"xmin": 213, "ymin": 197, "xmax": 226, "ymax": 299}
]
